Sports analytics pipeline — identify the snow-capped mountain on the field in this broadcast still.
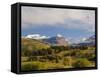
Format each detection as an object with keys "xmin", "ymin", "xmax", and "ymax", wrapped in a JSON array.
[
  {"xmin": 44, "ymin": 34, "xmax": 68, "ymax": 46},
  {"xmin": 23, "ymin": 34, "xmax": 68, "ymax": 46},
  {"xmin": 78, "ymin": 35, "xmax": 95, "ymax": 46},
  {"xmin": 23, "ymin": 34, "xmax": 95, "ymax": 46},
  {"xmin": 25, "ymin": 34, "xmax": 49, "ymax": 39},
  {"xmin": 85, "ymin": 35, "xmax": 95, "ymax": 43}
]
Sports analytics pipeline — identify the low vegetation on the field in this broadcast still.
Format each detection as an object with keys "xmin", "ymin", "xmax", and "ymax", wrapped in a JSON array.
[{"xmin": 21, "ymin": 38, "xmax": 96, "ymax": 71}]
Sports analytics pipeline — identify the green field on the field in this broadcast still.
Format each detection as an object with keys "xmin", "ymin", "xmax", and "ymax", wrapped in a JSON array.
[{"xmin": 21, "ymin": 38, "xmax": 96, "ymax": 71}]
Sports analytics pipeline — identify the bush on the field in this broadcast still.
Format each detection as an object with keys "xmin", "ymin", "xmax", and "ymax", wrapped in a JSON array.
[
  {"xmin": 73, "ymin": 58, "xmax": 92, "ymax": 67},
  {"xmin": 63, "ymin": 57, "xmax": 73, "ymax": 66}
]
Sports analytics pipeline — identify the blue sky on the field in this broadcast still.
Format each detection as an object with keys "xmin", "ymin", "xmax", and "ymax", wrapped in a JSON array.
[{"xmin": 21, "ymin": 6, "xmax": 95, "ymax": 43}]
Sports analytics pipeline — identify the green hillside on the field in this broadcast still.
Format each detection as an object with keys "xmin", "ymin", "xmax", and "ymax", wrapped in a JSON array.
[
  {"xmin": 21, "ymin": 38, "xmax": 50, "ymax": 56},
  {"xmin": 22, "ymin": 38, "xmax": 50, "ymax": 50},
  {"xmin": 21, "ymin": 38, "xmax": 95, "ymax": 71}
]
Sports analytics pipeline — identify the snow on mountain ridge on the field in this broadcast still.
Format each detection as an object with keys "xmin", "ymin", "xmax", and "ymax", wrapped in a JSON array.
[
  {"xmin": 25, "ymin": 34, "xmax": 49, "ymax": 39},
  {"xmin": 56, "ymin": 34, "xmax": 63, "ymax": 37}
]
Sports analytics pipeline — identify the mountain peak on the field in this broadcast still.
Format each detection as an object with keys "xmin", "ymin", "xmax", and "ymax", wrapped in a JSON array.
[{"xmin": 56, "ymin": 34, "xmax": 63, "ymax": 37}]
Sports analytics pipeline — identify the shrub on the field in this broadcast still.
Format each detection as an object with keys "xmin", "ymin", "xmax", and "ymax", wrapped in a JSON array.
[
  {"xmin": 63, "ymin": 57, "xmax": 73, "ymax": 66},
  {"xmin": 73, "ymin": 58, "xmax": 92, "ymax": 67}
]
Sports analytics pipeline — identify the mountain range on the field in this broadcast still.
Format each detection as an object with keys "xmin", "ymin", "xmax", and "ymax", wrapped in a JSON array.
[
  {"xmin": 24, "ymin": 34, "xmax": 68, "ymax": 46},
  {"xmin": 43, "ymin": 34, "xmax": 68, "ymax": 46},
  {"xmin": 78, "ymin": 35, "xmax": 95, "ymax": 46},
  {"xmin": 23, "ymin": 34, "xmax": 95, "ymax": 46}
]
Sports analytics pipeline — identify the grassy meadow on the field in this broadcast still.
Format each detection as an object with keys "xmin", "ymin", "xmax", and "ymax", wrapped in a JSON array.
[{"xmin": 21, "ymin": 38, "xmax": 96, "ymax": 71}]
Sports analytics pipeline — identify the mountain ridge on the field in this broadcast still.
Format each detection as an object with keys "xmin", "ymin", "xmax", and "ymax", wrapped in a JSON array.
[{"xmin": 22, "ymin": 34, "xmax": 95, "ymax": 46}]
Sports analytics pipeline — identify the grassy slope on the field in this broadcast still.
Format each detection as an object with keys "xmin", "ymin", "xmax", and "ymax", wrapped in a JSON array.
[
  {"xmin": 21, "ymin": 38, "xmax": 50, "ymax": 51},
  {"xmin": 21, "ymin": 38, "xmax": 95, "ymax": 71}
]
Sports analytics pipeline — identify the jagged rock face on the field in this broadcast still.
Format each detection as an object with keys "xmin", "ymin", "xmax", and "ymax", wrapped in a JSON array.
[
  {"xmin": 46, "ymin": 35, "xmax": 68, "ymax": 46},
  {"xmin": 55, "ymin": 37, "xmax": 68, "ymax": 46}
]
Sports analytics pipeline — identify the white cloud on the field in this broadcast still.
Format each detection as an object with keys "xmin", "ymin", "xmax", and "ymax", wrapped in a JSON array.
[{"xmin": 21, "ymin": 6, "xmax": 95, "ymax": 32}]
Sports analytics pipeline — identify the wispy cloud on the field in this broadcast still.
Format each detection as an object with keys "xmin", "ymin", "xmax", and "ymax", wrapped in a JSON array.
[{"xmin": 21, "ymin": 6, "xmax": 95, "ymax": 32}]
